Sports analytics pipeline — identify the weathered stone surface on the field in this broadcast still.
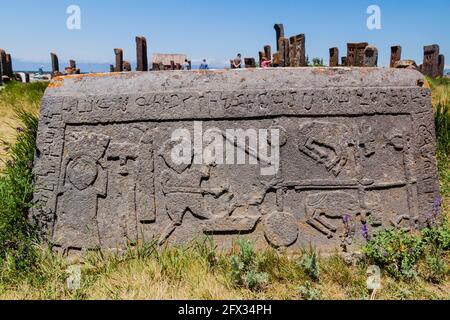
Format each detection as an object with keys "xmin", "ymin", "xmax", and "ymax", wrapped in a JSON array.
[
  {"xmin": 50, "ymin": 53, "xmax": 60, "ymax": 77},
  {"xmin": 32, "ymin": 68, "xmax": 440, "ymax": 254},
  {"xmin": 364, "ymin": 46, "xmax": 378, "ymax": 67},
  {"xmin": 347, "ymin": 43, "xmax": 368, "ymax": 67},
  {"xmin": 422, "ymin": 45, "xmax": 440, "ymax": 78},
  {"xmin": 264, "ymin": 45, "xmax": 271, "ymax": 61},
  {"xmin": 438, "ymin": 55, "xmax": 445, "ymax": 78},
  {"xmin": 51, "ymin": 53, "xmax": 59, "ymax": 72},
  {"xmin": 274, "ymin": 24, "xmax": 284, "ymax": 52},
  {"xmin": 395, "ymin": 60, "xmax": 420, "ymax": 71},
  {"xmin": 290, "ymin": 34, "xmax": 306, "ymax": 67},
  {"xmin": 114, "ymin": 48, "xmax": 123, "ymax": 72},
  {"xmin": 123, "ymin": 61, "xmax": 132, "ymax": 72},
  {"xmin": 244, "ymin": 58, "xmax": 256, "ymax": 68},
  {"xmin": 136, "ymin": 36, "xmax": 148, "ymax": 72},
  {"xmin": 390, "ymin": 46, "xmax": 402, "ymax": 68},
  {"xmin": 5, "ymin": 54, "xmax": 13, "ymax": 78},
  {"xmin": 341, "ymin": 56, "xmax": 347, "ymax": 66},
  {"xmin": 0, "ymin": 49, "xmax": 6, "ymax": 85},
  {"xmin": 329, "ymin": 48, "xmax": 339, "ymax": 67}
]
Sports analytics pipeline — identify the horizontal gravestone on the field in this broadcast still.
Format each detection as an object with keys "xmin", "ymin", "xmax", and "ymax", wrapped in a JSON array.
[{"xmin": 32, "ymin": 68, "xmax": 440, "ymax": 255}]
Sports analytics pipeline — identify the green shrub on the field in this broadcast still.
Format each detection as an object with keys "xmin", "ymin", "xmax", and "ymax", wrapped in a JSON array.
[
  {"xmin": 363, "ymin": 229, "xmax": 423, "ymax": 279},
  {"xmin": 0, "ymin": 108, "xmax": 39, "ymax": 272},
  {"xmin": 298, "ymin": 281, "xmax": 323, "ymax": 300},
  {"xmin": 435, "ymin": 103, "xmax": 450, "ymax": 156},
  {"xmin": 298, "ymin": 246, "xmax": 320, "ymax": 281},
  {"xmin": 363, "ymin": 224, "xmax": 450, "ymax": 281},
  {"xmin": 230, "ymin": 238, "xmax": 268, "ymax": 291}
]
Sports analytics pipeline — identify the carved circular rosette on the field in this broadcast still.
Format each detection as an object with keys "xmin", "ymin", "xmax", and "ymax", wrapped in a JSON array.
[{"xmin": 263, "ymin": 212, "xmax": 299, "ymax": 247}]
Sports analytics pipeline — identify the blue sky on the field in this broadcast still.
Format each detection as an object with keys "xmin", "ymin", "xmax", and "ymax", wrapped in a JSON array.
[{"xmin": 1, "ymin": 0, "xmax": 448, "ymax": 71}]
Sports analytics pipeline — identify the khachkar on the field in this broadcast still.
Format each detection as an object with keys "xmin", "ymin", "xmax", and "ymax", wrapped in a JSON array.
[
  {"xmin": 422, "ymin": 44, "xmax": 445, "ymax": 78},
  {"xmin": 0, "ymin": 49, "xmax": 5, "ymax": 85},
  {"xmin": 136, "ymin": 36, "xmax": 148, "ymax": 72},
  {"xmin": 390, "ymin": 46, "xmax": 402, "ymax": 68},
  {"xmin": 329, "ymin": 48, "xmax": 339, "ymax": 67},
  {"xmin": 32, "ymin": 68, "xmax": 440, "ymax": 255}
]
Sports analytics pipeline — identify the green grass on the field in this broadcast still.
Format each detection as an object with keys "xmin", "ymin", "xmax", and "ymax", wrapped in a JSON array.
[
  {"xmin": 0, "ymin": 108, "xmax": 39, "ymax": 275},
  {"xmin": 0, "ymin": 79, "xmax": 449, "ymax": 300}
]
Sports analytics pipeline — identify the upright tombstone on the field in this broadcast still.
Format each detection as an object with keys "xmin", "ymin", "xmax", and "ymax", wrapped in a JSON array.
[
  {"xmin": 272, "ymin": 52, "xmax": 280, "ymax": 67},
  {"xmin": 50, "ymin": 53, "xmax": 60, "ymax": 77},
  {"xmin": 244, "ymin": 58, "xmax": 256, "ymax": 68},
  {"xmin": 347, "ymin": 43, "xmax": 368, "ymax": 67},
  {"xmin": 69, "ymin": 60, "xmax": 76, "ymax": 69},
  {"xmin": 274, "ymin": 24, "xmax": 284, "ymax": 52},
  {"xmin": 264, "ymin": 45, "xmax": 272, "ymax": 62},
  {"xmin": 278, "ymin": 39, "xmax": 286, "ymax": 67},
  {"xmin": 438, "ymin": 55, "xmax": 445, "ymax": 78},
  {"xmin": 170, "ymin": 60, "xmax": 175, "ymax": 71},
  {"xmin": 152, "ymin": 63, "xmax": 160, "ymax": 71},
  {"xmin": 329, "ymin": 47, "xmax": 339, "ymax": 67},
  {"xmin": 33, "ymin": 68, "xmax": 440, "ymax": 254},
  {"xmin": 341, "ymin": 56, "xmax": 347, "ymax": 66},
  {"xmin": 114, "ymin": 48, "xmax": 123, "ymax": 72},
  {"xmin": 283, "ymin": 38, "xmax": 290, "ymax": 67},
  {"xmin": 364, "ymin": 46, "xmax": 378, "ymax": 67},
  {"xmin": 136, "ymin": 36, "xmax": 148, "ymax": 72},
  {"xmin": 123, "ymin": 61, "xmax": 132, "ymax": 72},
  {"xmin": 290, "ymin": 34, "xmax": 306, "ymax": 67},
  {"xmin": 422, "ymin": 45, "xmax": 440, "ymax": 78},
  {"xmin": 5, "ymin": 54, "xmax": 13, "ymax": 78},
  {"xmin": 390, "ymin": 46, "xmax": 402, "ymax": 68},
  {"xmin": 109, "ymin": 65, "xmax": 115, "ymax": 73},
  {"xmin": 0, "ymin": 49, "xmax": 5, "ymax": 85}
]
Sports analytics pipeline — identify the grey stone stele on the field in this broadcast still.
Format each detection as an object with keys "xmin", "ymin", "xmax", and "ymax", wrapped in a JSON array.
[{"xmin": 32, "ymin": 68, "xmax": 440, "ymax": 255}]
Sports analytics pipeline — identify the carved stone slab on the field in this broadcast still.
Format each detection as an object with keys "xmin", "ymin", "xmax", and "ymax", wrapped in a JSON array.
[{"xmin": 32, "ymin": 68, "xmax": 440, "ymax": 254}]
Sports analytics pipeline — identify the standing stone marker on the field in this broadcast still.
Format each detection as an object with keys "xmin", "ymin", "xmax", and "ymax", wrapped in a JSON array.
[
  {"xmin": 0, "ymin": 49, "xmax": 7, "ymax": 84},
  {"xmin": 5, "ymin": 54, "xmax": 13, "ymax": 78},
  {"xmin": 290, "ymin": 34, "xmax": 306, "ymax": 67},
  {"xmin": 390, "ymin": 46, "xmax": 402, "ymax": 68},
  {"xmin": 347, "ymin": 43, "xmax": 368, "ymax": 67},
  {"xmin": 136, "ymin": 36, "xmax": 148, "ymax": 72},
  {"xmin": 341, "ymin": 56, "xmax": 347, "ymax": 66},
  {"xmin": 50, "ymin": 53, "xmax": 60, "ymax": 77},
  {"xmin": 422, "ymin": 45, "xmax": 440, "ymax": 78},
  {"xmin": 274, "ymin": 24, "xmax": 284, "ymax": 52},
  {"xmin": 123, "ymin": 61, "xmax": 132, "ymax": 72},
  {"xmin": 114, "ymin": 48, "xmax": 124, "ymax": 72},
  {"xmin": 32, "ymin": 68, "xmax": 440, "ymax": 254},
  {"xmin": 364, "ymin": 46, "xmax": 378, "ymax": 67},
  {"xmin": 245, "ymin": 58, "xmax": 256, "ymax": 68},
  {"xmin": 329, "ymin": 47, "xmax": 339, "ymax": 67},
  {"xmin": 264, "ymin": 45, "xmax": 271, "ymax": 62},
  {"xmin": 438, "ymin": 55, "xmax": 445, "ymax": 78}
]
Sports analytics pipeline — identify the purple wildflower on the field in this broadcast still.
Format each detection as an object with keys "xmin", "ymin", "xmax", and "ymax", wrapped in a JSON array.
[
  {"xmin": 362, "ymin": 224, "xmax": 370, "ymax": 241},
  {"xmin": 342, "ymin": 214, "xmax": 351, "ymax": 235},
  {"xmin": 433, "ymin": 196, "xmax": 442, "ymax": 216},
  {"xmin": 16, "ymin": 127, "xmax": 24, "ymax": 133}
]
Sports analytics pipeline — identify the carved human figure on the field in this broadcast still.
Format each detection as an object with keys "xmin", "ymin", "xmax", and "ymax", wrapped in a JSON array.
[
  {"xmin": 99, "ymin": 131, "xmax": 155, "ymax": 248},
  {"xmin": 53, "ymin": 132, "xmax": 110, "ymax": 252},
  {"xmin": 158, "ymin": 139, "xmax": 228, "ymax": 242}
]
